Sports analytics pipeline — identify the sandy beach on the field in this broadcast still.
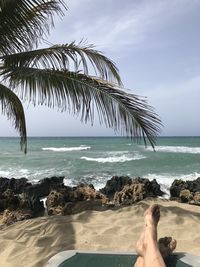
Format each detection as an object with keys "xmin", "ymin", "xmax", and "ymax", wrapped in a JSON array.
[{"xmin": 0, "ymin": 198, "xmax": 199, "ymax": 267}]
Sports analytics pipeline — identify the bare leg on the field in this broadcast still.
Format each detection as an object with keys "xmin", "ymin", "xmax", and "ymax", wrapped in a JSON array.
[
  {"xmin": 134, "ymin": 205, "xmax": 168, "ymax": 267},
  {"xmin": 134, "ymin": 204, "xmax": 160, "ymax": 267},
  {"xmin": 158, "ymin": 236, "xmax": 177, "ymax": 258},
  {"xmin": 134, "ymin": 236, "xmax": 177, "ymax": 267}
]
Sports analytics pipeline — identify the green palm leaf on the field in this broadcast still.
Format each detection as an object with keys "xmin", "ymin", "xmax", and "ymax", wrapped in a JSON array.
[
  {"xmin": 0, "ymin": 0, "xmax": 162, "ymax": 153},
  {"xmin": 1, "ymin": 41, "xmax": 122, "ymax": 85},
  {"xmin": 2, "ymin": 66, "xmax": 161, "ymax": 149},
  {"xmin": 0, "ymin": 0, "xmax": 66, "ymax": 54},
  {"xmin": 0, "ymin": 83, "xmax": 27, "ymax": 153}
]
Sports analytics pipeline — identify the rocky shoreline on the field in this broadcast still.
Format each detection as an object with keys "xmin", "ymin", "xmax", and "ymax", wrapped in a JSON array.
[{"xmin": 0, "ymin": 175, "xmax": 200, "ymax": 225}]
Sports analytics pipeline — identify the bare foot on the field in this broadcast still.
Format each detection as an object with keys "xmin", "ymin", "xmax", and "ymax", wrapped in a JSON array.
[
  {"xmin": 135, "ymin": 231, "xmax": 145, "ymax": 256},
  {"xmin": 158, "ymin": 236, "xmax": 177, "ymax": 258},
  {"xmin": 135, "ymin": 205, "xmax": 160, "ymax": 256},
  {"xmin": 144, "ymin": 204, "xmax": 160, "ymax": 228},
  {"xmin": 134, "ymin": 236, "xmax": 177, "ymax": 267}
]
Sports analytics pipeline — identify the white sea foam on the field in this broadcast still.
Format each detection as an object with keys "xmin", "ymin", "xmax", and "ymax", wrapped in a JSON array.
[
  {"xmin": 40, "ymin": 197, "xmax": 48, "ymax": 215},
  {"xmin": 106, "ymin": 151, "xmax": 129, "ymax": 155},
  {"xmin": 18, "ymin": 169, "xmax": 29, "ymax": 175},
  {"xmin": 64, "ymin": 173, "xmax": 112, "ymax": 190},
  {"xmin": 0, "ymin": 168, "xmax": 30, "ymax": 178},
  {"xmin": 42, "ymin": 145, "xmax": 91, "ymax": 152},
  {"xmin": 64, "ymin": 178, "xmax": 77, "ymax": 187},
  {"xmin": 32, "ymin": 179, "xmax": 40, "ymax": 184},
  {"xmin": 145, "ymin": 172, "xmax": 200, "ymax": 198},
  {"xmin": 0, "ymin": 170, "xmax": 10, "ymax": 177},
  {"xmin": 147, "ymin": 145, "xmax": 200, "ymax": 154},
  {"xmin": 81, "ymin": 154, "xmax": 146, "ymax": 163}
]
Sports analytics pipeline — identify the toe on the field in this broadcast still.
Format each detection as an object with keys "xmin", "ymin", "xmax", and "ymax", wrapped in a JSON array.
[{"xmin": 169, "ymin": 239, "xmax": 177, "ymax": 251}]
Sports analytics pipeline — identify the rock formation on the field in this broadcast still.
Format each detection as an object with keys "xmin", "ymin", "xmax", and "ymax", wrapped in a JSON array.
[
  {"xmin": 46, "ymin": 184, "xmax": 108, "ymax": 215},
  {"xmin": 170, "ymin": 177, "xmax": 200, "ymax": 205}
]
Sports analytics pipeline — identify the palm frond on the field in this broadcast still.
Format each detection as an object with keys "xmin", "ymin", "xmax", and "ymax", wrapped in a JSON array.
[
  {"xmin": 0, "ymin": 83, "xmax": 27, "ymax": 153},
  {"xmin": 2, "ymin": 66, "xmax": 162, "ymax": 149},
  {"xmin": 1, "ymin": 41, "xmax": 122, "ymax": 85},
  {"xmin": 0, "ymin": 0, "xmax": 66, "ymax": 55}
]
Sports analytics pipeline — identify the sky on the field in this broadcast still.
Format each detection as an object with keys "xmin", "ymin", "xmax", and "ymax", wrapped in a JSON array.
[{"xmin": 1, "ymin": 0, "xmax": 200, "ymax": 137}]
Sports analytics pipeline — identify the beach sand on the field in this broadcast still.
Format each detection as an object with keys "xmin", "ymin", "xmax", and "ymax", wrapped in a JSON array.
[{"xmin": 0, "ymin": 198, "xmax": 200, "ymax": 267}]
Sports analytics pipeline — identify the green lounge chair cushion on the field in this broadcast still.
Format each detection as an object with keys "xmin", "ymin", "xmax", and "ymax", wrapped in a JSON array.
[{"xmin": 58, "ymin": 252, "xmax": 192, "ymax": 267}]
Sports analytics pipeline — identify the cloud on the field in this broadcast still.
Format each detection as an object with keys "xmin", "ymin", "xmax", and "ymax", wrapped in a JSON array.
[
  {"xmin": 1, "ymin": 0, "xmax": 200, "ymax": 136},
  {"xmin": 49, "ymin": 0, "xmax": 200, "ymax": 53},
  {"xmin": 144, "ymin": 76, "xmax": 200, "ymax": 135}
]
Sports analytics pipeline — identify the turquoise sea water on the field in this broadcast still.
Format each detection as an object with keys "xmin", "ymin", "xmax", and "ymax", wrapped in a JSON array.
[{"xmin": 0, "ymin": 136, "xmax": 200, "ymax": 196}]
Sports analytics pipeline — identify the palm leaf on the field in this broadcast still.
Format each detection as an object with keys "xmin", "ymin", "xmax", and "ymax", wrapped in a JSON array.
[
  {"xmin": 1, "ymin": 41, "xmax": 122, "ymax": 85},
  {"xmin": 0, "ymin": 83, "xmax": 27, "ymax": 153},
  {"xmin": 2, "ymin": 66, "xmax": 161, "ymax": 149},
  {"xmin": 0, "ymin": 0, "xmax": 66, "ymax": 55}
]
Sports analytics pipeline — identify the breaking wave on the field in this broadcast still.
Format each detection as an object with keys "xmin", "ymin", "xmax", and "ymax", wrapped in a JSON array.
[
  {"xmin": 145, "ymin": 172, "xmax": 200, "ymax": 198},
  {"xmin": 42, "ymin": 145, "xmax": 91, "ymax": 152},
  {"xmin": 147, "ymin": 146, "xmax": 200, "ymax": 154},
  {"xmin": 81, "ymin": 154, "xmax": 146, "ymax": 163}
]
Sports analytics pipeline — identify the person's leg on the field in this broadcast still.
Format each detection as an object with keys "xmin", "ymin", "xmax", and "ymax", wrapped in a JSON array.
[
  {"xmin": 158, "ymin": 236, "xmax": 177, "ymax": 258},
  {"xmin": 143, "ymin": 205, "xmax": 166, "ymax": 267},
  {"xmin": 134, "ymin": 236, "xmax": 177, "ymax": 267},
  {"xmin": 134, "ymin": 204, "xmax": 160, "ymax": 267},
  {"xmin": 134, "ymin": 205, "xmax": 168, "ymax": 267}
]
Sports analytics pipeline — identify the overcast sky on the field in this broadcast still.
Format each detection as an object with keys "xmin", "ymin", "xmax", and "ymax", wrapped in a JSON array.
[{"xmin": 1, "ymin": 0, "xmax": 200, "ymax": 137}]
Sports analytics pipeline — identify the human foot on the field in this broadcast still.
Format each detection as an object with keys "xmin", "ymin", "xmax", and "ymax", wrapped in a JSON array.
[
  {"xmin": 135, "ymin": 231, "xmax": 145, "ymax": 256},
  {"xmin": 135, "ymin": 205, "xmax": 160, "ymax": 256},
  {"xmin": 134, "ymin": 236, "xmax": 177, "ymax": 267},
  {"xmin": 144, "ymin": 204, "xmax": 160, "ymax": 228},
  {"xmin": 158, "ymin": 236, "xmax": 177, "ymax": 258}
]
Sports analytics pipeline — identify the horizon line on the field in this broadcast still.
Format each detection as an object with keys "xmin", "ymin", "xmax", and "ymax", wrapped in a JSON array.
[{"xmin": 0, "ymin": 135, "xmax": 200, "ymax": 138}]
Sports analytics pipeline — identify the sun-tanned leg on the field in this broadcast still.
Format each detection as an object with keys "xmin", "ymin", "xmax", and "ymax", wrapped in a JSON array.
[
  {"xmin": 141, "ymin": 204, "xmax": 165, "ymax": 267},
  {"xmin": 134, "ymin": 236, "xmax": 177, "ymax": 267},
  {"xmin": 134, "ymin": 204, "xmax": 160, "ymax": 267},
  {"xmin": 134, "ymin": 205, "xmax": 171, "ymax": 267},
  {"xmin": 134, "ymin": 231, "xmax": 145, "ymax": 267},
  {"xmin": 158, "ymin": 236, "xmax": 177, "ymax": 259}
]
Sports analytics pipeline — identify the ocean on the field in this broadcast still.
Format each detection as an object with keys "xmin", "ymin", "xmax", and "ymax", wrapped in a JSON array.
[{"xmin": 0, "ymin": 136, "xmax": 200, "ymax": 197}]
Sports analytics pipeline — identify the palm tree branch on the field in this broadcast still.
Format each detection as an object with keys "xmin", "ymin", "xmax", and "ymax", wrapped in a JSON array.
[
  {"xmin": 2, "ymin": 66, "xmax": 161, "ymax": 148},
  {"xmin": 1, "ymin": 41, "xmax": 122, "ymax": 85},
  {"xmin": 0, "ymin": 83, "xmax": 27, "ymax": 153},
  {"xmin": 0, "ymin": 0, "xmax": 66, "ymax": 54}
]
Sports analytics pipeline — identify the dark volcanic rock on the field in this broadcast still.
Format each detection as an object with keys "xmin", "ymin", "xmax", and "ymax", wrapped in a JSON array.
[
  {"xmin": 170, "ymin": 177, "xmax": 200, "ymax": 206},
  {"xmin": 100, "ymin": 176, "xmax": 164, "ymax": 201},
  {"xmin": 46, "ymin": 190, "xmax": 67, "ymax": 214},
  {"xmin": 170, "ymin": 178, "xmax": 200, "ymax": 199},
  {"xmin": 46, "ymin": 184, "xmax": 108, "ymax": 215},
  {"xmin": 179, "ymin": 189, "xmax": 193, "ymax": 203},
  {"xmin": 0, "ymin": 190, "xmax": 44, "ymax": 215},
  {"xmin": 100, "ymin": 176, "xmax": 132, "ymax": 199},
  {"xmin": 170, "ymin": 179, "xmax": 187, "ymax": 198},
  {"xmin": 2, "ymin": 209, "xmax": 33, "ymax": 225},
  {"xmin": 0, "ymin": 176, "xmax": 64, "ymax": 221},
  {"xmin": 24, "ymin": 176, "xmax": 64, "ymax": 198},
  {"xmin": 0, "ymin": 190, "xmax": 44, "ymax": 225},
  {"xmin": 0, "ymin": 177, "xmax": 31, "ymax": 194},
  {"xmin": 186, "ymin": 177, "xmax": 200, "ymax": 192},
  {"xmin": 134, "ymin": 177, "xmax": 164, "ymax": 198},
  {"xmin": 19, "ymin": 193, "xmax": 44, "ymax": 216},
  {"xmin": 0, "ymin": 176, "xmax": 64, "ymax": 199},
  {"xmin": 112, "ymin": 177, "xmax": 164, "ymax": 206},
  {"xmin": 193, "ymin": 192, "xmax": 200, "ymax": 205},
  {"xmin": 0, "ymin": 189, "xmax": 20, "ymax": 211},
  {"xmin": 113, "ymin": 182, "xmax": 145, "ymax": 205}
]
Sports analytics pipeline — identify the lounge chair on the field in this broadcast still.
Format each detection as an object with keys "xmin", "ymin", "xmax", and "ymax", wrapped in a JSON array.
[{"xmin": 45, "ymin": 250, "xmax": 200, "ymax": 267}]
